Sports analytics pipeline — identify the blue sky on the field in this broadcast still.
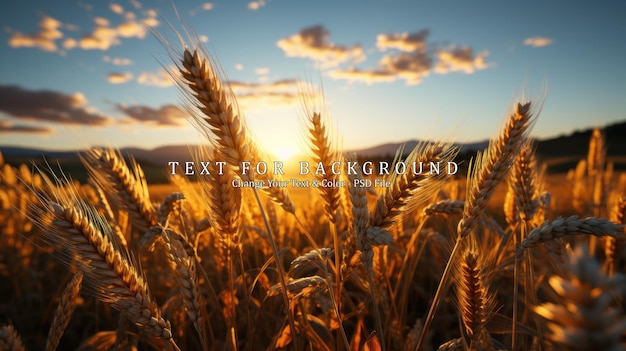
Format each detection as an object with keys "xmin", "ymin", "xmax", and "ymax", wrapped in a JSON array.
[{"xmin": 0, "ymin": 0, "xmax": 624, "ymax": 159}]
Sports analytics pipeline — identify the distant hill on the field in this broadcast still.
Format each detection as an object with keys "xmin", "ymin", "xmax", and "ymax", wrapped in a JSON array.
[
  {"xmin": 536, "ymin": 120, "xmax": 626, "ymax": 157},
  {"xmin": 535, "ymin": 119, "xmax": 626, "ymax": 172},
  {"xmin": 345, "ymin": 140, "xmax": 490, "ymax": 158},
  {"xmin": 1, "ymin": 120, "xmax": 625, "ymax": 182}
]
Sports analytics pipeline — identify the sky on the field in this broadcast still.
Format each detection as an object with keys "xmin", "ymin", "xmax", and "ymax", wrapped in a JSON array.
[{"xmin": 0, "ymin": 0, "xmax": 624, "ymax": 160}]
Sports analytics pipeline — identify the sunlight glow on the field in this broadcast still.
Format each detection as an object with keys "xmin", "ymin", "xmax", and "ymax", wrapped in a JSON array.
[{"xmin": 271, "ymin": 146, "xmax": 298, "ymax": 161}]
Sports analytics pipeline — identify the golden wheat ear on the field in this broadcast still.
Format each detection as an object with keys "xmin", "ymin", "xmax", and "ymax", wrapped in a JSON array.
[
  {"xmin": 518, "ymin": 215, "xmax": 624, "ymax": 255},
  {"xmin": 0, "ymin": 324, "xmax": 26, "ymax": 351},
  {"xmin": 45, "ymin": 273, "xmax": 82, "ymax": 351},
  {"xmin": 26, "ymin": 172, "xmax": 180, "ymax": 350},
  {"xmin": 459, "ymin": 101, "xmax": 538, "ymax": 238},
  {"xmin": 370, "ymin": 141, "xmax": 458, "ymax": 229},
  {"xmin": 80, "ymin": 147, "xmax": 158, "ymax": 234},
  {"xmin": 157, "ymin": 24, "xmax": 297, "ymax": 214},
  {"xmin": 453, "ymin": 237, "xmax": 498, "ymax": 350},
  {"xmin": 534, "ymin": 245, "xmax": 626, "ymax": 350}
]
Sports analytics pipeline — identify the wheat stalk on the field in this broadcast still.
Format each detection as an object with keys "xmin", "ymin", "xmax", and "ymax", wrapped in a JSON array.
[
  {"xmin": 158, "ymin": 192, "xmax": 185, "ymax": 227},
  {"xmin": 161, "ymin": 228, "xmax": 208, "ymax": 350},
  {"xmin": 417, "ymin": 100, "xmax": 537, "ymax": 351},
  {"xmin": 458, "ymin": 101, "xmax": 536, "ymax": 238},
  {"xmin": 28, "ymin": 177, "xmax": 179, "ymax": 350},
  {"xmin": 533, "ymin": 245, "xmax": 626, "ymax": 350},
  {"xmin": 586, "ymin": 128, "xmax": 605, "ymax": 179},
  {"xmin": 518, "ymin": 215, "xmax": 624, "ymax": 254},
  {"xmin": 424, "ymin": 200, "xmax": 465, "ymax": 216},
  {"xmin": 454, "ymin": 252, "xmax": 495, "ymax": 349},
  {"xmin": 605, "ymin": 196, "xmax": 626, "ymax": 274},
  {"xmin": 371, "ymin": 142, "xmax": 457, "ymax": 229},
  {"xmin": 88, "ymin": 178, "xmax": 128, "ymax": 248},
  {"xmin": 45, "ymin": 273, "xmax": 83, "ymax": 351},
  {"xmin": 177, "ymin": 48, "xmax": 252, "ymax": 174},
  {"xmin": 306, "ymin": 112, "xmax": 342, "ymax": 223},
  {"xmin": 81, "ymin": 147, "xmax": 157, "ymax": 234},
  {"xmin": 175, "ymin": 46, "xmax": 296, "ymax": 214},
  {"xmin": 0, "ymin": 324, "xmax": 25, "ymax": 351}
]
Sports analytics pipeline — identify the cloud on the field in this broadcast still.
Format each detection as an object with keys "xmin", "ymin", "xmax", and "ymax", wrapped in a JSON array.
[
  {"xmin": 107, "ymin": 72, "xmax": 134, "ymax": 84},
  {"xmin": 117, "ymin": 19, "xmax": 150, "ymax": 39},
  {"xmin": 78, "ymin": 18, "xmax": 120, "ymax": 50},
  {"xmin": 117, "ymin": 104, "xmax": 187, "ymax": 127},
  {"xmin": 137, "ymin": 69, "xmax": 174, "ymax": 87},
  {"xmin": 277, "ymin": 25, "xmax": 365, "ymax": 69},
  {"xmin": 103, "ymin": 55, "xmax": 133, "ymax": 66},
  {"xmin": 74, "ymin": 11, "xmax": 158, "ymax": 50},
  {"xmin": 202, "ymin": 3, "xmax": 214, "ymax": 10},
  {"xmin": 0, "ymin": 84, "xmax": 111, "ymax": 126},
  {"xmin": 62, "ymin": 38, "xmax": 77, "ymax": 50},
  {"xmin": 329, "ymin": 49, "xmax": 432, "ymax": 85},
  {"xmin": 78, "ymin": 1, "xmax": 93, "ymax": 12},
  {"xmin": 327, "ymin": 29, "xmax": 432, "ymax": 85},
  {"xmin": 110, "ymin": 3, "xmax": 124, "ymax": 15},
  {"xmin": 227, "ymin": 79, "xmax": 313, "ymax": 108},
  {"xmin": 322, "ymin": 29, "xmax": 490, "ymax": 85},
  {"xmin": 381, "ymin": 51, "xmax": 432, "ymax": 82},
  {"xmin": 327, "ymin": 68, "xmax": 397, "ymax": 85},
  {"xmin": 8, "ymin": 16, "xmax": 64, "ymax": 52},
  {"xmin": 0, "ymin": 121, "xmax": 53, "ymax": 134},
  {"xmin": 248, "ymin": 0, "xmax": 266, "ymax": 10},
  {"xmin": 8, "ymin": 11, "xmax": 157, "ymax": 53},
  {"xmin": 235, "ymin": 63, "xmax": 244, "ymax": 70},
  {"xmin": 229, "ymin": 79, "xmax": 300, "ymax": 91},
  {"xmin": 434, "ymin": 46, "xmax": 489, "ymax": 74},
  {"xmin": 376, "ymin": 30, "xmax": 429, "ymax": 52},
  {"xmin": 129, "ymin": 0, "xmax": 142, "ymax": 9},
  {"xmin": 523, "ymin": 36, "xmax": 554, "ymax": 47},
  {"xmin": 255, "ymin": 67, "xmax": 270, "ymax": 75}
]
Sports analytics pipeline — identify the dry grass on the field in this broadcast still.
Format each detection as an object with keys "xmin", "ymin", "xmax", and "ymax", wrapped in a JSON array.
[{"xmin": 1, "ymin": 23, "xmax": 626, "ymax": 351}]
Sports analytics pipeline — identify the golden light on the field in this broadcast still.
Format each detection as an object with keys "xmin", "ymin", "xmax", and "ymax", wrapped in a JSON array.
[{"xmin": 272, "ymin": 145, "xmax": 298, "ymax": 161}]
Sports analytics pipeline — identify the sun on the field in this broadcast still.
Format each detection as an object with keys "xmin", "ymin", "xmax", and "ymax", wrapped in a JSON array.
[{"xmin": 272, "ymin": 146, "xmax": 298, "ymax": 161}]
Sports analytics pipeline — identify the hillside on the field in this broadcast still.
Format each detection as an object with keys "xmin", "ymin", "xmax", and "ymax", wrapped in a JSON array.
[{"xmin": 1, "ymin": 120, "xmax": 624, "ymax": 183}]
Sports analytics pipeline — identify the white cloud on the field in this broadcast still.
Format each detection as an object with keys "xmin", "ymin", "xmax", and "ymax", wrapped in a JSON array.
[
  {"xmin": 202, "ymin": 3, "xmax": 214, "ymax": 10},
  {"xmin": 277, "ymin": 25, "xmax": 365, "ymax": 69},
  {"xmin": 107, "ymin": 72, "xmax": 134, "ymax": 84},
  {"xmin": 523, "ymin": 36, "xmax": 554, "ymax": 48},
  {"xmin": 103, "ymin": 56, "xmax": 133, "ymax": 66},
  {"xmin": 376, "ymin": 30, "xmax": 429, "ymax": 52},
  {"xmin": 62, "ymin": 38, "xmax": 77, "ymax": 50},
  {"xmin": 8, "ymin": 16, "xmax": 64, "ymax": 52},
  {"xmin": 137, "ymin": 68, "xmax": 174, "ymax": 87},
  {"xmin": 327, "ymin": 68, "xmax": 397, "ymax": 85},
  {"xmin": 228, "ymin": 79, "xmax": 312, "ymax": 108},
  {"xmin": 78, "ymin": 21, "xmax": 120, "ymax": 50},
  {"xmin": 117, "ymin": 20, "xmax": 147, "ymax": 39},
  {"xmin": 130, "ymin": 0, "xmax": 142, "ymax": 9},
  {"xmin": 73, "ymin": 12, "xmax": 158, "ymax": 51},
  {"xmin": 117, "ymin": 104, "xmax": 187, "ymax": 127},
  {"xmin": 434, "ymin": 47, "xmax": 489, "ymax": 74},
  {"xmin": 94, "ymin": 17, "xmax": 110, "ymax": 26},
  {"xmin": 9, "ymin": 9, "xmax": 159, "ymax": 53},
  {"xmin": 248, "ymin": 0, "xmax": 266, "ymax": 10},
  {"xmin": 320, "ymin": 29, "xmax": 491, "ymax": 85},
  {"xmin": 110, "ymin": 3, "xmax": 124, "ymax": 15}
]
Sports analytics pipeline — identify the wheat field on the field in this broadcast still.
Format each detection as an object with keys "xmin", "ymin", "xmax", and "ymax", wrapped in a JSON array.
[{"xmin": 0, "ymin": 26, "xmax": 625, "ymax": 351}]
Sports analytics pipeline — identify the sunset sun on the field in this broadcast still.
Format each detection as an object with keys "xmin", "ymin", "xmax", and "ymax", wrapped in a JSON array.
[{"xmin": 272, "ymin": 145, "xmax": 298, "ymax": 161}]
